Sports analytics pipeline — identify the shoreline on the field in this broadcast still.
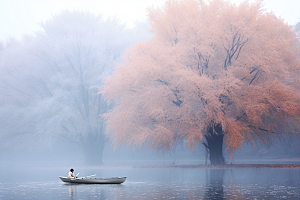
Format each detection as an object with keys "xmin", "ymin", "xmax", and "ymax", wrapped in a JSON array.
[{"xmin": 31, "ymin": 164, "xmax": 300, "ymax": 169}]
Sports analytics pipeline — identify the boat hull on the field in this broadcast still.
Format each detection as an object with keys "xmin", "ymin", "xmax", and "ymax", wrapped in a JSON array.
[{"xmin": 59, "ymin": 176, "xmax": 126, "ymax": 184}]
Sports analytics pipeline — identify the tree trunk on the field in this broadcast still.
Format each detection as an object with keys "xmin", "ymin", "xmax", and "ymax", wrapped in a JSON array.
[
  {"xmin": 203, "ymin": 124, "xmax": 225, "ymax": 165},
  {"xmin": 82, "ymin": 140, "xmax": 105, "ymax": 166}
]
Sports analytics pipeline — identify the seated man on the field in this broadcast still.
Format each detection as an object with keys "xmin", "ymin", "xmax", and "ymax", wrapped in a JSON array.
[{"xmin": 68, "ymin": 168, "xmax": 77, "ymax": 179}]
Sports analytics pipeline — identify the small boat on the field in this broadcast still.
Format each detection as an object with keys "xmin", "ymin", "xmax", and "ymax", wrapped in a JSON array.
[{"xmin": 59, "ymin": 176, "xmax": 126, "ymax": 184}]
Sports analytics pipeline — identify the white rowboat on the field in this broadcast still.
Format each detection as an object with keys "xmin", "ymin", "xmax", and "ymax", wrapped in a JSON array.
[{"xmin": 59, "ymin": 176, "xmax": 126, "ymax": 184}]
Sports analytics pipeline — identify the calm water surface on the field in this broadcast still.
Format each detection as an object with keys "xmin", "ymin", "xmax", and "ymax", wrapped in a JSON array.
[{"xmin": 0, "ymin": 167, "xmax": 299, "ymax": 199}]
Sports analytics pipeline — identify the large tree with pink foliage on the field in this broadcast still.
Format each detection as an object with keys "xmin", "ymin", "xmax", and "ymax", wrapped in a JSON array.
[{"xmin": 103, "ymin": 0, "xmax": 300, "ymax": 165}]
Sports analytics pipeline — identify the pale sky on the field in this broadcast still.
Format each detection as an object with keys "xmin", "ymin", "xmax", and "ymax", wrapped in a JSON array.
[{"xmin": 0, "ymin": 0, "xmax": 299, "ymax": 41}]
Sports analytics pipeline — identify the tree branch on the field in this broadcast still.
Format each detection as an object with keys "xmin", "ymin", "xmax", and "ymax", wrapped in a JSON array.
[
  {"xmin": 202, "ymin": 142, "xmax": 210, "ymax": 153},
  {"xmin": 236, "ymin": 112, "xmax": 247, "ymax": 121}
]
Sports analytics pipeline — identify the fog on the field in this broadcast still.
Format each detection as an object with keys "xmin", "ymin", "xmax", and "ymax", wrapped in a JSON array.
[
  {"xmin": 1, "ymin": 1, "xmax": 300, "ymax": 199},
  {"xmin": 0, "ymin": 10, "xmax": 152, "ymax": 167},
  {"xmin": 1, "ymin": 8, "xmax": 300, "ymax": 169}
]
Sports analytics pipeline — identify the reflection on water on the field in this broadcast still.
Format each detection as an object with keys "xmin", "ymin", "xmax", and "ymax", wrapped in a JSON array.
[
  {"xmin": 64, "ymin": 183, "xmax": 111, "ymax": 199},
  {"xmin": 0, "ymin": 168, "xmax": 299, "ymax": 199},
  {"xmin": 68, "ymin": 184, "xmax": 74, "ymax": 198},
  {"xmin": 204, "ymin": 169, "xmax": 225, "ymax": 199}
]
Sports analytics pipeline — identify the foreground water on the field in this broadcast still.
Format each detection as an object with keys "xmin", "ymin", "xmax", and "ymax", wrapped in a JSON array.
[{"xmin": 0, "ymin": 167, "xmax": 299, "ymax": 199}]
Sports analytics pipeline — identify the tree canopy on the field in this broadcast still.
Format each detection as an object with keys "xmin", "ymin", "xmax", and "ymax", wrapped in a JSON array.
[
  {"xmin": 103, "ymin": 0, "xmax": 300, "ymax": 164},
  {"xmin": 0, "ymin": 11, "xmax": 131, "ymax": 165}
]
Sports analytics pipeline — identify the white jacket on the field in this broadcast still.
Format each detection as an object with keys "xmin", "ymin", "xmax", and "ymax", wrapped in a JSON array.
[{"xmin": 68, "ymin": 171, "xmax": 76, "ymax": 178}]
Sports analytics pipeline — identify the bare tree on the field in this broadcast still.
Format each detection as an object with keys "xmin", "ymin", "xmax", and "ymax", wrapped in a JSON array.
[{"xmin": 0, "ymin": 11, "xmax": 131, "ymax": 165}]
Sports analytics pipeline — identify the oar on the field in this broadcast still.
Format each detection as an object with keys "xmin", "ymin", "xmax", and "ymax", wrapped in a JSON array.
[{"xmin": 85, "ymin": 174, "xmax": 96, "ymax": 178}]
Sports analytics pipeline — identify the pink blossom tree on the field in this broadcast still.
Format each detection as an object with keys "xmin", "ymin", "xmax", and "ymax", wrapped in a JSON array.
[{"xmin": 103, "ymin": 0, "xmax": 300, "ymax": 165}]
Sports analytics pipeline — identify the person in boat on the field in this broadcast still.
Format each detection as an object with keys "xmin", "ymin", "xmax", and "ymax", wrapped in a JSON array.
[{"xmin": 68, "ymin": 168, "xmax": 77, "ymax": 179}]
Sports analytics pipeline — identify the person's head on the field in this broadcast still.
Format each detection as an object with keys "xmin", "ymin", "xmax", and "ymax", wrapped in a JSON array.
[{"xmin": 70, "ymin": 168, "xmax": 74, "ymax": 172}]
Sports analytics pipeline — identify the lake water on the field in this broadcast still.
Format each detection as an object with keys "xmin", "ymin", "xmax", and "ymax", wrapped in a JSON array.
[{"xmin": 0, "ymin": 167, "xmax": 299, "ymax": 199}]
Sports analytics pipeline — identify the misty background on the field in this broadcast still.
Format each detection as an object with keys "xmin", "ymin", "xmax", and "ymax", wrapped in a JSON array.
[{"xmin": 1, "ymin": 0, "xmax": 300, "ymax": 168}]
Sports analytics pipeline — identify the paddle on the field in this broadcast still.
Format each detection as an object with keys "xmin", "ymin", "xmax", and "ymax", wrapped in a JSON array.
[{"xmin": 85, "ymin": 174, "xmax": 96, "ymax": 179}]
